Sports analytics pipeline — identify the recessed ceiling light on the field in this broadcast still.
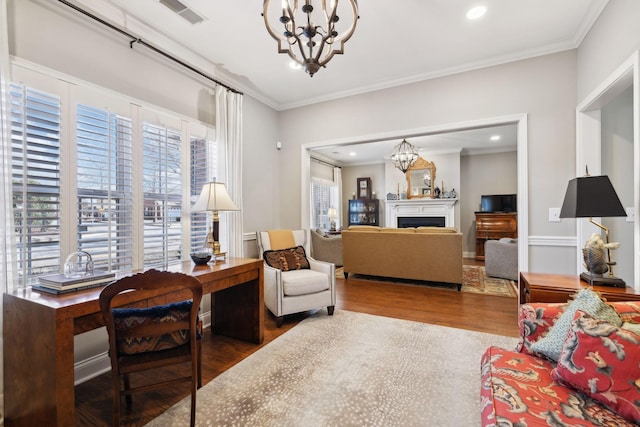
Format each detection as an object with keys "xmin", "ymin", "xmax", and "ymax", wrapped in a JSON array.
[
  {"xmin": 490, "ymin": 135, "xmax": 501, "ymax": 141},
  {"xmin": 466, "ymin": 5, "xmax": 487, "ymax": 20},
  {"xmin": 289, "ymin": 61, "xmax": 302, "ymax": 70},
  {"xmin": 349, "ymin": 152, "xmax": 356, "ymax": 156}
]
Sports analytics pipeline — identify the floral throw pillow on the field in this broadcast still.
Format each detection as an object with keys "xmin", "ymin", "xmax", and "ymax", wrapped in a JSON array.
[
  {"xmin": 263, "ymin": 246, "xmax": 310, "ymax": 271},
  {"xmin": 530, "ymin": 288, "xmax": 622, "ymax": 361},
  {"xmin": 552, "ymin": 310, "xmax": 640, "ymax": 423}
]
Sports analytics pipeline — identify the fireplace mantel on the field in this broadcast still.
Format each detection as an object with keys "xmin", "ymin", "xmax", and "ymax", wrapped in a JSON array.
[{"xmin": 385, "ymin": 199, "xmax": 458, "ymax": 228}]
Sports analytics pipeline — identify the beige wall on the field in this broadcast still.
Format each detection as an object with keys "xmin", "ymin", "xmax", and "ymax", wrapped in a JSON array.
[
  {"xmin": 460, "ymin": 152, "xmax": 517, "ymax": 255},
  {"xmin": 576, "ymin": 0, "xmax": 640, "ymax": 282},
  {"xmin": 8, "ymin": 0, "xmax": 212, "ymax": 123},
  {"xmin": 577, "ymin": 0, "xmax": 640, "ymax": 102},
  {"xmin": 278, "ymin": 51, "xmax": 578, "ymax": 273},
  {"xmin": 243, "ymin": 96, "xmax": 281, "ymax": 233},
  {"xmin": 341, "ymin": 164, "xmax": 386, "ymax": 226},
  {"xmin": 7, "ymin": 0, "xmax": 640, "ymax": 385}
]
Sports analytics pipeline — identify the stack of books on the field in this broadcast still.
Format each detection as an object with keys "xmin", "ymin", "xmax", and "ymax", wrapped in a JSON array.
[{"xmin": 34, "ymin": 270, "xmax": 116, "ymax": 294}]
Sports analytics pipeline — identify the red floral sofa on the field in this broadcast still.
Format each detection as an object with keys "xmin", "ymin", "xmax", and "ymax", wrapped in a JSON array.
[{"xmin": 481, "ymin": 295, "xmax": 640, "ymax": 426}]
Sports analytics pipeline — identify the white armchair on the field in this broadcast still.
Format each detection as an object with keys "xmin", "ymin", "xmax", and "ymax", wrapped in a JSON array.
[{"xmin": 256, "ymin": 230, "xmax": 336, "ymax": 327}]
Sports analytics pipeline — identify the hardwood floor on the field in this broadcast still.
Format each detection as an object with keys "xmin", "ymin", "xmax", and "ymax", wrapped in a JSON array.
[{"xmin": 75, "ymin": 259, "xmax": 519, "ymax": 426}]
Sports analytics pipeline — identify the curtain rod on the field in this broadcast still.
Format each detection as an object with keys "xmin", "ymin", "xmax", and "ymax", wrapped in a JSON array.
[
  {"xmin": 311, "ymin": 157, "xmax": 340, "ymax": 168},
  {"xmin": 57, "ymin": 0, "xmax": 243, "ymax": 95}
]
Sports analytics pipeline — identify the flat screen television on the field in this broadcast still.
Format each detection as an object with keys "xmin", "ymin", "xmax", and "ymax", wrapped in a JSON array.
[{"xmin": 480, "ymin": 194, "xmax": 517, "ymax": 213}]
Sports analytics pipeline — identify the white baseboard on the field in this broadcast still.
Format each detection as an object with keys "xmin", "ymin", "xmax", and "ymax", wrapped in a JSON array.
[{"xmin": 74, "ymin": 352, "xmax": 111, "ymax": 386}]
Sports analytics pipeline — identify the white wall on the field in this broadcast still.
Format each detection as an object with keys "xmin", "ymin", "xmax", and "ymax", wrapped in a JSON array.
[
  {"xmin": 601, "ymin": 86, "xmax": 634, "ymax": 283},
  {"xmin": 576, "ymin": 0, "xmax": 640, "ymax": 284},
  {"xmin": 460, "ymin": 151, "xmax": 517, "ymax": 255},
  {"xmin": 278, "ymin": 51, "xmax": 578, "ymax": 273},
  {"xmin": 577, "ymin": 0, "xmax": 640, "ymax": 102}
]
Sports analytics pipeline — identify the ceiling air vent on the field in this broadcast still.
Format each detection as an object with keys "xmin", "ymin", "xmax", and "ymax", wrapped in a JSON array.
[{"xmin": 159, "ymin": 0, "xmax": 205, "ymax": 25}]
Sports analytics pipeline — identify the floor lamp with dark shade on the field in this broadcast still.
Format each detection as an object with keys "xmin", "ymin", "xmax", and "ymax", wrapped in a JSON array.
[
  {"xmin": 560, "ymin": 174, "xmax": 627, "ymax": 287},
  {"xmin": 193, "ymin": 181, "xmax": 240, "ymax": 262}
]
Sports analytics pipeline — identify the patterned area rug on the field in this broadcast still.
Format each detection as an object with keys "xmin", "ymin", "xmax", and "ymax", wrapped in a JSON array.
[
  {"xmin": 336, "ymin": 265, "xmax": 517, "ymax": 298},
  {"xmin": 461, "ymin": 265, "xmax": 518, "ymax": 298},
  {"xmin": 145, "ymin": 310, "xmax": 519, "ymax": 426}
]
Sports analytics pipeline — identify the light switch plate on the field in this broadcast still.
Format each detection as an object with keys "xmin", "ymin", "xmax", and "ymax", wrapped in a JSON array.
[
  {"xmin": 549, "ymin": 207, "xmax": 561, "ymax": 222},
  {"xmin": 626, "ymin": 207, "xmax": 635, "ymax": 223}
]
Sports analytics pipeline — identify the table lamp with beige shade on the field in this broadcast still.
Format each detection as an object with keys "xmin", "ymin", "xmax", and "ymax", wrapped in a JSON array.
[{"xmin": 193, "ymin": 180, "xmax": 239, "ymax": 262}]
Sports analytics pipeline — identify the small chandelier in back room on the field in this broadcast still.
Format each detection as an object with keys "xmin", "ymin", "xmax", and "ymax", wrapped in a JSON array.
[
  {"xmin": 262, "ymin": 0, "xmax": 360, "ymax": 77},
  {"xmin": 390, "ymin": 139, "xmax": 419, "ymax": 174}
]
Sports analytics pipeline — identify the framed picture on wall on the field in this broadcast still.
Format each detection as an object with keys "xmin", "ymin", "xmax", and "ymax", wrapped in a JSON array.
[{"xmin": 357, "ymin": 177, "xmax": 372, "ymax": 199}]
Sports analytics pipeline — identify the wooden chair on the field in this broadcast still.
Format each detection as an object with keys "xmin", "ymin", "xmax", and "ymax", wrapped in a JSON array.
[{"xmin": 99, "ymin": 269, "xmax": 203, "ymax": 426}]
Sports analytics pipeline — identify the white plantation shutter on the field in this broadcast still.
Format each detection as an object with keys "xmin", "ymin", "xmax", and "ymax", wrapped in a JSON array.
[
  {"xmin": 312, "ymin": 180, "xmax": 332, "ymax": 230},
  {"xmin": 9, "ymin": 83, "xmax": 61, "ymax": 285},
  {"xmin": 190, "ymin": 136, "xmax": 215, "ymax": 252},
  {"xmin": 76, "ymin": 104, "xmax": 134, "ymax": 272},
  {"xmin": 9, "ymin": 74, "xmax": 219, "ymax": 283},
  {"xmin": 142, "ymin": 123, "xmax": 183, "ymax": 267}
]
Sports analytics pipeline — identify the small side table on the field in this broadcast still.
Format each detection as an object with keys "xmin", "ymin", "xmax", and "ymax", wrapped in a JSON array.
[
  {"xmin": 520, "ymin": 272, "xmax": 640, "ymax": 304},
  {"xmin": 326, "ymin": 229, "xmax": 342, "ymax": 236}
]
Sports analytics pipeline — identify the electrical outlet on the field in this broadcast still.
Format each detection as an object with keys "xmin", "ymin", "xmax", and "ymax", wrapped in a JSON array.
[{"xmin": 549, "ymin": 207, "xmax": 561, "ymax": 222}]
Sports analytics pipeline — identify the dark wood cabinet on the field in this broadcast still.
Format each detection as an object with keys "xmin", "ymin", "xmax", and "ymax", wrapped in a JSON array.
[
  {"xmin": 475, "ymin": 212, "xmax": 517, "ymax": 260},
  {"xmin": 348, "ymin": 199, "xmax": 379, "ymax": 226},
  {"xmin": 520, "ymin": 272, "xmax": 640, "ymax": 304}
]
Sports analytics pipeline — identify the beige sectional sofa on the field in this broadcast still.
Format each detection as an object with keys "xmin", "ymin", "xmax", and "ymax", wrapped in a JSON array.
[{"xmin": 341, "ymin": 225, "xmax": 463, "ymax": 290}]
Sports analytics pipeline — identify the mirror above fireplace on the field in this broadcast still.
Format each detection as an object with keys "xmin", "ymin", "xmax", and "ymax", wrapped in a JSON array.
[{"xmin": 407, "ymin": 157, "xmax": 436, "ymax": 199}]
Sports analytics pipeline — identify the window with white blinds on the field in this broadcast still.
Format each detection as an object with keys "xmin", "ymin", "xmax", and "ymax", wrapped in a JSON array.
[
  {"xmin": 9, "ymin": 83, "xmax": 62, "ymax": 285},
  {"xmin": 190, "ymin": 137, "xmax": 215, "ymax": 252},
  {"xmin": 8, "ymin": 76, "xmax": 218, "ymax": 287},
  {"xmin": 311, "ymin": 180, "xmax": 333, "ymax": 230},
  {"xmin": 76, "ymin": 105, "xmax": 134, "ymax": 272},
  {"xmin": 142, "ymin": 123, "xmax": 183, "ymax": 268}
]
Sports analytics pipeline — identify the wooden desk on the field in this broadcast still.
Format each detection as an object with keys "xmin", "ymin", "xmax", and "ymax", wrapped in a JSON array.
[
  {"xmin": 520, "ymin": 271, "xmax": 640, "ymax": 304},
  {"xmin": 3, "ymin": 257, "xmax": 263, "ymax": 427}
]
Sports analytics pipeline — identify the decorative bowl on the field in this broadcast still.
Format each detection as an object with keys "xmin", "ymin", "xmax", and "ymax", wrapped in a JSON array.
[{"xmin": 190, "ymin": 252, "xmax": 212, "ymax": 265}]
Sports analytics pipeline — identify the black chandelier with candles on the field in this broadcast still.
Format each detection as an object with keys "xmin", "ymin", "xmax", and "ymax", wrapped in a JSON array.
[{"xmin": 262, "ymin": 0, "xmax": 359, "ymax": 77}]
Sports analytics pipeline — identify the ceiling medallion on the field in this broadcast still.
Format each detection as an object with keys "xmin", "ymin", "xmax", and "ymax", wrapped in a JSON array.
[{"xmin": 262, "ymin": 0, "xmax": 359, "ymax": 77}]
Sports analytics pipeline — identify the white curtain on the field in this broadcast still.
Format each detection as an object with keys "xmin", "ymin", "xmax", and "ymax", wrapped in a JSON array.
[
  {"xmin": 333, "ymin": 167, "xmax": 343, "ymax": 229},
  {"xmin": 0, "ymin": 0, "xmax": 14, "ymax": 411},
  {"xmin": 215, "ymin": 85, "xmax": 243, "ymax": 257}
]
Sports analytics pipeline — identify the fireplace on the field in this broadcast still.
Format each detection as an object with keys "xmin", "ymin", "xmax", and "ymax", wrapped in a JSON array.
[
  {"xmin": 385, "ymin": 199, "xmax": 458, "ymax": 228},
  {"xmin": 398, "ymin": 216, "xmax": 445, "ymax": 228}
]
